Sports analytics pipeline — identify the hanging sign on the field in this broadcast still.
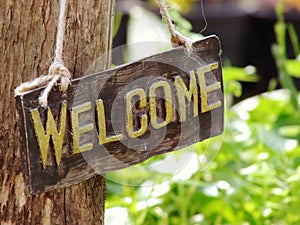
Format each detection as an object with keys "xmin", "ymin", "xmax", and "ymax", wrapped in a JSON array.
[{"xmin": 16, "ymin": 35, "xmax": 224, "ymax": 194}]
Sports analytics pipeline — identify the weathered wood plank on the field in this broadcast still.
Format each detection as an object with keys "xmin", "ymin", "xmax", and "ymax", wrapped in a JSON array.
[{"xmin": 16, "ymin": 35, "xmax": 224, "ymax": 194}]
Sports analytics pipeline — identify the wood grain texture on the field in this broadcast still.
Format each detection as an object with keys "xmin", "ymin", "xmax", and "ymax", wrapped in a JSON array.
[
  {"xmin": 16, "ymin": 36, "xmax": 224, "ymax": 194},
  {"xmin": 0, "ymin": 0, "xmax": 115, "ymax": 224}
]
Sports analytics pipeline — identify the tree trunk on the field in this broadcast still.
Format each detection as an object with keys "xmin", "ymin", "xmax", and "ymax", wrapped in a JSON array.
[{"xmin": 0, "ymin": 0, "xmax": 115, "ymax": 224}]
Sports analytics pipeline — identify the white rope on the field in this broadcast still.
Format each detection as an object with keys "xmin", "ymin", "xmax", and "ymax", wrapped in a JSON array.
[
  {"xmin": 156, "ymin": 0, "xmax": 193, "ymax": 53},
  {"xmin": 15, "ymin": 0, "xmax": 71, "ymax": 107}
]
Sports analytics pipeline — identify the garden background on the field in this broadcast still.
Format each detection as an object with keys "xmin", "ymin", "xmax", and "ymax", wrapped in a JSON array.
[{"xmin": 105, "ymin": 0, "xmax": 300, "ymax": 224}]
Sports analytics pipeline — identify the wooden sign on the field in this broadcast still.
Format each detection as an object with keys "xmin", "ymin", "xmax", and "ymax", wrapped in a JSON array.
[{"xmin": 16, "ymin": 35, "xmax": 224, "ymax": 194}]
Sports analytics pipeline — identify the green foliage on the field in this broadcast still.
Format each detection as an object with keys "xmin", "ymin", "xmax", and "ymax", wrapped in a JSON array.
[
  {"xmin": 285, "ymin": 59, "xmax": 300, "ymax": 78},
  {"xmin": 272, "ymin": 0, "xmax": 300, "ymax": 111},
  {"xmin": 106, "ymin": 2, "xmax": 300, "ymax": 225},
  {"xmin": 223, "ymin": 65, "xmax": 259, "ymax": 99},
  {"xmin": 223, "ymin": 66, "xmax": 258, "ymax": 83},
  {"xmin": 113, "ymin": 12, "xmax": 123, "ymax": 38},
  {"xmin": 167, "ymin": 7, "xmax": 202, "ymax": 41},
  {"xmin": 106, "ymin": 93, "xmax": 300, "ymax": 225}
]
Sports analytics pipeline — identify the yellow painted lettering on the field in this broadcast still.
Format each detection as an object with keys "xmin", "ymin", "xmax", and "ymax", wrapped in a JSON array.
[
  {"xmin": 174, "ymin": 71, "xmax": 198, "ymax": 122},
  {"xmin": 30, "ymin": 102, "xmax": 67, "ymax": 168},
  {"xmin": 125, "ymin": 88, "xmax": 148, "ymax": 138},
  {"xmin": 71, "ymin": 102, "xmax": 94, "ymax": 154},
  {"xmin": 196, "ymin": 62, "xmax": 222, "ymax": 113},
  {"xmin": 149, "ymin": 80, "xmax": 173, "ymax": 129},
  {"xmin": 96, "ymin": 99, "xmax": 123, "ymax": 144}
]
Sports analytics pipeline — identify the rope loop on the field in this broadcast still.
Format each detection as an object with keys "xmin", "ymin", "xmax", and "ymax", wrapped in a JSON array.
[
  {"xmin": 15, "ymin": 0, "xmax": 71, "ymax": 107},
  {"xmin": 157, "ymin": 0, "xmax": 193, "ymax": 53}
]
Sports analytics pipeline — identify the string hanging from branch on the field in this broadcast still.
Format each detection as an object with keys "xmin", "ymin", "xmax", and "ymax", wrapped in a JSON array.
[
  {"xmin": 15, "ymin": 0, "xmax": 71, "ymax": 107},
  {"xmin": 156, "ymin": 0, "xmax": 193, "ymax": 53}
]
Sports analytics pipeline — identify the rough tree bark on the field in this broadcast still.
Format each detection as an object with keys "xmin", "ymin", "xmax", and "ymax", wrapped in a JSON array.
[{"xmin": 0, "ymin": 1, "xmax": 115, "ymax": 224}]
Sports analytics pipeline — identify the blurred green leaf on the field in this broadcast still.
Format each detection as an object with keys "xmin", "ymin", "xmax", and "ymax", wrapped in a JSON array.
[
  {"xmin": 223, "ymin": 66, "xmax": 259, "ymax": 82},
  {"xmin": 287, "ymin": 24, "xmax": 300, "ymax": 55},
  {"xmin": 224, "ymin": 80, "xmax": 242, "ymax": 97},
  {"xmin": 278, "ymin": 125, "xmax": 300, "ymax": 139},
  {"xmin": 285, "ymin": 59, "xmax": 300, "ymax": 78},
  {"xmin": 258, "ymin": 127, "xmax": 295, "ymax": 152},
  {"xmin": 113, "ymin": 12, "xmax": 122, "ymax": 38}
]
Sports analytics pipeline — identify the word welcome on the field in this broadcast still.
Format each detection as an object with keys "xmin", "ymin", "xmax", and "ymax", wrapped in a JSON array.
[{"xmin": 30, "ymin": 63, "xmax": 221, "ymax": 168}]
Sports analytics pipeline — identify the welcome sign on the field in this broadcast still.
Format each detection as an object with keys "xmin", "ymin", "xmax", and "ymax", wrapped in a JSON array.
[{"xmin": 16, "ymin": 36, "xmax": 224, "ymax": 194}]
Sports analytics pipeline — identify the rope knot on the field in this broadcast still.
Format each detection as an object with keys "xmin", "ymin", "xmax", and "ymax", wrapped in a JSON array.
[
  {"xmin": 36, "ymin": 61, "xmax": 71, "ymax": 107},
  {"xmin": 15, "ymin": 0, "xmax": 71, "ymax": 107},
  {"xmin": 48, "ymin": 61, "xmax": 71, "ymax": 92},
  {"xmin": 170, "ymin": 30, "xmax": 193, "ymax": 53},
  {"xmin": 38, "ymin": 0, "xmax": 70, "ymax": 107}
]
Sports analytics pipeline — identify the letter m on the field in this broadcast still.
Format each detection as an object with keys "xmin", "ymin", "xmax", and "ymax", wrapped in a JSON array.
[
  {"xmin": 174, "ymin": 71, "xmax": 198, "ymax": 122},
  {"xmin": 30, "ymin": 102, "xmax": 67, "ymax": 168}
]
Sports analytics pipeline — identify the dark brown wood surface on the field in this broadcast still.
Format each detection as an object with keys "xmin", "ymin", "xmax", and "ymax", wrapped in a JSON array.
[{"xmin": 16, "ymin": 36, "xmax": 224, "ymax": 194}]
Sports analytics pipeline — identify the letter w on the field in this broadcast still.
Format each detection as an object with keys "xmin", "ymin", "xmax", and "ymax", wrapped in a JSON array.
[{"xmin": 30, "ymin": 102, "xmax": 67, "ymax": 169}]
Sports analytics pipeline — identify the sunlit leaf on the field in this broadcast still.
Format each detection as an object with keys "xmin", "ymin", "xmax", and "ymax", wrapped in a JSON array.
[
  {"xmin": 287, "ymin": 24, "xmax": 300, "ymax": 55},
  {"xmin": 113, "ymin": 12, "xmax": 123, "ymax": 38},
  {"xmin": 285, "ymin": 59, "xmax": 300, "ymax": 78},
  {"xmin": 278, "ymin": 125, "xmax": 300, "ymax": 138},
  {"xmin": 224, "ymin": 80, "xmax": 242, "ymax": 97},
  {"xmin": 223, "ymin": 66, "xmax": 259, "ymax": 82}
]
